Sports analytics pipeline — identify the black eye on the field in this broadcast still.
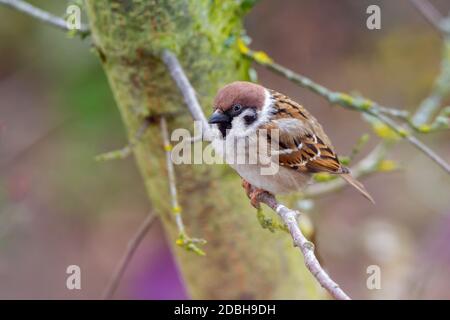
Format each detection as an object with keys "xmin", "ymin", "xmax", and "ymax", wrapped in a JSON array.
[{"xmin": 232, "ymin": 104, "xmax": 242, "ymax": 113}]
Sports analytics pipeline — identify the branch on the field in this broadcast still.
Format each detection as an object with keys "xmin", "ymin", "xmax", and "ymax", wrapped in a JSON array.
[
  {"xmin": 0, "ymin": 0, "xmax": 90, "ymax": 37},
  {"xmin": 408, "ymin": 2, "xmax": 450, "ymax": 157},
  {"xmin": 161, "ymin": 50, "xmax": 212, "ymax": 140},
  {"xmin": 160, "ymin": 117, "xmax": 206, "ymax": 255},
  {"xmin": 256, "ymin": 192, "xmax": 351, "ymax": 300},
  {"xmin": 162, "ymin": 49, "xmax": 351, "ymax": 300},
  {"xmin": 375, "ymin": 112, "xmax": 450, "ymax": 174},
  {"xmin": 95, "ymin": 118, "xmax": 151, "ymax": 161},
  {"xmin": 102, "ymin": 211, "xmax": 156, "ymax": 300},
  {"xmin": 408, "ymin": 1, "xmax": 450, "ymax": 126},
  {"xmin": 408, "ymin": 0, "xmax": 447, "ymax": 34},
  {"xmin": 411, "ymin": 41, "xmax": 450, "ymax": 126},
  {"xmin": 243, "ymin": 48, "xmax": 450, "ymax": 175},
  {"xmin": 241, "ymin": 49, "xmax": 408, "ymax": 119}
]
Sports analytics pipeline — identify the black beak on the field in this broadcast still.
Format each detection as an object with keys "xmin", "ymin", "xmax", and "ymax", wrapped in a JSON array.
[{"xmin": 208, "ymin": 110, "xmax": 231, "ymax": 124}]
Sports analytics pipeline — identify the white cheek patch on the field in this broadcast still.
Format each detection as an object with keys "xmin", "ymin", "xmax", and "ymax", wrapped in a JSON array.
[
  {"xmin": 229, "ymin": 109, "xmax": 257, "ymax": 138},
  {"xmin": 252, "ymin": 89, "xmax": 275, "ymax": 129},
  {"xmin": 234, "ymin": 89, "xmax": 275, "ymax": 138}
]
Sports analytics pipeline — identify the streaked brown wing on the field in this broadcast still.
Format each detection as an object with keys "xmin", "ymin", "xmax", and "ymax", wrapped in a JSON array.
[{"xmin": 262, "ymin": 92, "xmax": 347, "ymax": 174}]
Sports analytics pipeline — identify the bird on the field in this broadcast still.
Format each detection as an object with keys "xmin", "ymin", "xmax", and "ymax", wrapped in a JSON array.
[{"xmin": 208, "ymin": 81, "xmax": 374, "ymax": 208}]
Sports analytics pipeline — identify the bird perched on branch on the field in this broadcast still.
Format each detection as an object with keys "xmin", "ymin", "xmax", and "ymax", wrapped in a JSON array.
[{"xmin": 208, "ymin": 81, "xmax": 374, "ymax": 208}]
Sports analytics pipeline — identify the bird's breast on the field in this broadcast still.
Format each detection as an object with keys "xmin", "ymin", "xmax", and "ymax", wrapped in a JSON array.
[{"xmin": 211, "ymin": 135, "xmax": 311, "ymax": 194}]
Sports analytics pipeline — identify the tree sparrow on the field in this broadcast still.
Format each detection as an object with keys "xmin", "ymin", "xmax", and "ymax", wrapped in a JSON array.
[{"xmin": 208, "ymin": 81, "xmax": 374, "ymax": 207}]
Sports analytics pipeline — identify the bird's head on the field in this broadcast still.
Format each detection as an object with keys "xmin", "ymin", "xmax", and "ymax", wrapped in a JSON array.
[{"xmin": 209, "ymin": 81, "xmax": 269, "ymax": 138}]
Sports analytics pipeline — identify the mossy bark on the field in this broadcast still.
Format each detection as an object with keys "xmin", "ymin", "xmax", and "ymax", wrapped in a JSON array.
[{"xmin": 85, "ymin": 0, "xmax": 321, "ymax": 299}]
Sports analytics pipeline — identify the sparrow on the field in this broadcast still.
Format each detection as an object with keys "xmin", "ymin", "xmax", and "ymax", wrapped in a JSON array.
[{"xmin": 208, "ymin": 81, "xmax": 374, "ymax": 207}]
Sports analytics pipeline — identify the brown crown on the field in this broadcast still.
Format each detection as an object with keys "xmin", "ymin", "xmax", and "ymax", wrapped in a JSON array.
[{"xmin": 213, "ymin": 81, "xmax": 265, "ymax": 112}]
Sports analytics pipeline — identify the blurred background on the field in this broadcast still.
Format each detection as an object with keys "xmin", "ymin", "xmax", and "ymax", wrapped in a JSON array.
[{"xmin": 0, "ymin": 0, "xmax": 449, "ymax": 299}]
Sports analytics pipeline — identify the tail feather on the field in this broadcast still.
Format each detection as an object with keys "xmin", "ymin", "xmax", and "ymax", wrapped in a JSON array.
[{"xmin": 340, "ymin": 173, "xmax": 375, "ymax": 204}]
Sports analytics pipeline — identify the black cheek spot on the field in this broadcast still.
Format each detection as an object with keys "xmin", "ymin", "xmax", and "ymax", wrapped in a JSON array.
[{"xmin": 244, "ymin": 114, "xmax": 257, "ymax": 125}]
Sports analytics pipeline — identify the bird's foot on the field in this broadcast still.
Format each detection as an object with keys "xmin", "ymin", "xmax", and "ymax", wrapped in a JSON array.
[
  {"xmin": 241, "ymin": 179, "xmax": 271, "ymax": 209},
  {"xmin": 242, "ymin": 179, "xmax": 253, "ymax": 198},
  {"xmin": 250, "ymin": 188, "xmax": 270, "ymax": 209}
]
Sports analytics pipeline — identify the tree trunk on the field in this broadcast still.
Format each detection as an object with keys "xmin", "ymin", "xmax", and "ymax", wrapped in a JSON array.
[{"xmin": 85, "ymin": 0, "xmax": 321, "ymax": 299}]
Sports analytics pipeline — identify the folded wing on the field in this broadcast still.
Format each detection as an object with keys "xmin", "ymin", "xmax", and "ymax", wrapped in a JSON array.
[{"xmin": 261, "ymin": 90, "xmax": 374, "ymax": 203}]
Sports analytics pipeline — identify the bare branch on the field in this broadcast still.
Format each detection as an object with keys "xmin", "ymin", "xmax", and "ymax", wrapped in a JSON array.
[
  {"xmin": 161, "ymin": 50, "xmax": 212, "ymax": 140},
  {"xmin": 374, "ymin": 112, "xmax": 450, "ymax": 174},
  {"xmin": 411, "ymin": 43, "xmax": 450, "ymax": 126},
  {"xmin": 408, "ymin": 0, "xmax": 450, "ymax": 129},
  {"xmin": 407, "ymin": 1, "xmax": 450, "ymax": 127},
  {"xmin": 161, "ymin": 117, "xmax": 184, "ymax": 234},
  {"xmin": 412, "ymin": 93, "xmax": 446, "ymax": 126},
  {"xmin": 102, "ymin": 211, "xmax": 157, "ymax": 300},
  {"xmin": 256, "ymin": 192, "xmax": 351, "ymax": 300},
  {"xmin": 95, "ymin": 118, "xmax": 151, "ymax": 161},
  {"xmin": 162, "ymin": 49, "xmax": 350, "ymax": 299},
  {"xmin": 160, "ymin": 117, "xmax": 206, "ymax": 255},
  {"xmin": 408, "ymin": 0, "xmax": 446, "ymax": 34},
  {"xmin": 243, "ymin": 49, "xmax": 450, "ymax": 175},
  {"xmin": 243, "ymin": 50, "xmax": 409, "ymax": 119},
  {"xmin": 0, "ymin": 0, "xmax": 90, "ymax": 36}
]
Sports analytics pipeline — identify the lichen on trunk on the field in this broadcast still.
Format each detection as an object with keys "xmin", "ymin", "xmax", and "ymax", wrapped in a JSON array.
[{"xmin": 85, "ymin": 0, "xmax": 323, "ymax": 299}]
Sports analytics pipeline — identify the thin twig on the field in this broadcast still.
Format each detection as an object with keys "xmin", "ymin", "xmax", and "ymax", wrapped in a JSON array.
[
  {"xmin": 411, "ymin": 40, "xmax": 450, "ymax": 126},
  {"xmin": 256, "ymin": 192, "xmax": 351, "ymax": 300},
  {"xmin": 161, "ymin": 117, "xmax": 184, "ymax": 234},
  {"xmin": 374, "ymin": 112, "xmax": 450, "ymax": 174},
  {"xmin": 95, "ymin": 118, "xmax": 151, "ymax": 161},
  {"xmin": 160, "ymin": 117, "xmax": 206, "ymax": 255},
  {"xmin": 162, "ymin": 49, "xmax": 350, "ymax": 299},
  {"xmin": 407, "ymin": 0, "xmax": 450, "ymax": 126},
  {"xmin": 243, "ymin": 50, "xmax": 409, "ymax": 119},
  {"xmin": 102, "ymin": 211, "xmax": 157, "ymax": 300},
  {"xmin": 243, "ymin": 49, "xmax": 450, "ymax": 174},
  {"xmin": 0, "ymin": 0, "xmax": 90, "ymax": 36},
  {"xmin": 408, "ymin": 0, "xmax": 446, "ymax": 34},
  {"xmin": 406, "ymin": 1, "xmax": 450, "ymax": 125},
  {"xmin": 412, "ymin": 92, "xmax": 447, "ymax": 127},
  {"xmin": 161, "ymin": 50, "xmax": 212, "ymax": 140}
]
